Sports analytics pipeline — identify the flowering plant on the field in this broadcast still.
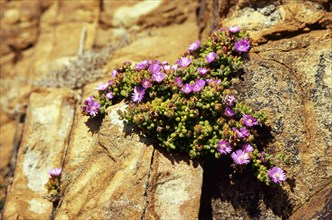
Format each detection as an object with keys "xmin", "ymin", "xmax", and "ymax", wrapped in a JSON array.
[
  {"xmin": 81, "ymin": 26, "xmax": 286, "ymax": 186},
  {"xmin": 44, "ymin": 168, "xmax": 62, "ymax": 202}
]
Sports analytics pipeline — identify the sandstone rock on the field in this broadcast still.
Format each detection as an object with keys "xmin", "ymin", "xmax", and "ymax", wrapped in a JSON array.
[
  {"xmin": 204, "ymin": 29, "xmax": 332, "ymax": 219},
  {"xmin": 55, "ymin": 84, "xmax": 203, "ymax": 219},
  {"xmin": 0, "ymin": 0, "xmax": 45, "ymax": 53},
  {"xmin": 145, "ymin": 150, "xmax": 202, "ymax": 220},
  {"xmin": 106, "ymin": 21, "xmax": 199, "ymax": 69},
  {"xmin": 222, "ymin": 1, "xmax": 332, "ymax": 43},
  {"xmin": 54, "ymin": 92, "xmax": 154, "ymax": 219},
  {"xmin": 2, "ymin": 88, "xmax": 78, "ymax": 219},
  {"xmin": 290, "ymin": 182, "xmax": 332, "ymax": 220}
]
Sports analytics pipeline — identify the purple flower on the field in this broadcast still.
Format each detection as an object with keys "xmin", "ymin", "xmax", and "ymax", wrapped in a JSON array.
[
  {"xmin": 131, "ymin": 86, "xmax": 145, "ymax": 102},
  {"xmin": 217, "ymin": 140, "xmax": 232, "ymax": 155},
  {"xmin": 84, "ymin": 96, "xmax": 95, "ymax": 105},
  {"xmin": 243, "ymin": 114, "xmax": 259, "ymax": 127},
  {"xmin": 112, "ymin": 69, "xmax": 118, "ymax": 76},
  {"xmin": 234, "ymin": 39, "xmax": 250, "ymax": 52},
  {"xmin": 224, "ymin": 94, "xmax": 235, "ymax": 106},
  {"xmin": 206, "ymin": 79, "xmax": 221, "ymax": 85},
  {"xmin": 163, "ymin": 65, "xmax": 171, "ymax": 71},
  {"xmin": 108, "ymin": 80, "xmax": 114, "ymax": 86},
  {"xmin": 242, "ymin": 143, "xmax": 254, "ymax": 153},
  {"xmin": 132, "ymin": 86, "xmax": 145, "ymax": 103},
  {"xmin": 206, "ymin": 52, "xmax": 217, "ymax": 63},
  {"xmin": 161, "ymin": 61, "xmax": 169, "ymax": 65},
  {"xmin": 48, "ymin": 168, "xmax": 62, "ymax": 177},
  {"xmin": 106, "ymin": 91, "xmax": 113, "ymax": 99},
  {"xmin": 231, "ymin": 150, "xmax": 250, "ymax": 165},
  {"xmin": 224, "ymin": 107, "xmax": 235, "ymax": 117},
  {"xmin": 188, "ymin": 40, "xmax": 200, "ymax": 51},
  {"xmin": 152, "ymin": 71, "xmax": 167, "ymax": 83},
  {"xmin": 268, "ymin": 167, "xmax": 286, "ymax": 183},
  {"xmin": 192, "ymin": 79, "xmax": 206, "ymax": 92},
  {"xmin": 181, "ymin": 83, "xmax": 193, "ymax": 94},
  {"xmin": 260, "ymin": 151, "xmax": 267, "ymax": 163},
  {"xmin": 232, "ymin": 127, "xmax": 250, "ymax": 138},
  {"xmin": 229, "ymin": 26, "xmax": 240, "ymax": 33},
  {"xmin": 171, "ymin": 64, "xmax": 179, "ymax": 70},
  {"xmin": 96, "ymin": 82, "xmax": 108, "ymax": 91},
  {"xmin": 197, "ymin": 67, "xmax": 209, "ymax": 75},
  {"xmin": 177, "ymin": 57, "xmax": 192, "ymax": 67},
  {"xmin": 174, "ymin": 77, "xmax": 183, "ymax": 87},
  {"xmin": 86, "ymin": 100, "xmax": 100, "ymax": 117},
  {"xmin": 149, "ymin": 63, "xmax": 162, "ymax": 74},
  {"xmin": 123, "ymin": 61, "xmax": 132, "ymax": 66},
  {"xmin": 135, "ymin": 60, "xmax": 150, "ymax": 70},
  {"xmin": 142, "ymin": 78, "xmax": 152, "ymax": 88}
]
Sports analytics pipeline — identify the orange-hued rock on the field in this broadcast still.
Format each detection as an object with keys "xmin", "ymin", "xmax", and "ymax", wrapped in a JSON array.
[
  {"xmin": 204, "ymin": 29, "xmax": 332, "ymax": 219},
  {"xmin": 145, "ymin": 150, "xmax": 203, "ymax": 220},
  {"xmin": 2, "ymin": 88, "xmax": 78, "ymax": 220},
  {"xmin": 55, "ymin": 83, "xmax": 203, "ymax": 219}
]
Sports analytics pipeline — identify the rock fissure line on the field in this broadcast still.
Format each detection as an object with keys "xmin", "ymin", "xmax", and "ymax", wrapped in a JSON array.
[
  {"xmin": 1, "ymin": 112, "xmax": 24, "ymax": 219},
  {"xmin": 98, "ymin": 140, "xmax": 117, "ymax": 162},
  {"xmin": 50, "ymin": 97, "xmax": 80, "ymax": 220},
  {"xmin": 140, "ymin": 148, "xmax": 155, "ymax": 220}
]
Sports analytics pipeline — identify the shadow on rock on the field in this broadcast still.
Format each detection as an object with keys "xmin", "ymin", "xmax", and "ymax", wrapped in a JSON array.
[
  {"xmin": 198, "ymin": 122, "xmax": 292, "ymax": 219},
  {"xmin": 85, "ymin": 116, "xmax": 103, "ymax": 134},
  {"xmin": 199, "ymin": 155, "xmax": 292, "ymax": 219}
]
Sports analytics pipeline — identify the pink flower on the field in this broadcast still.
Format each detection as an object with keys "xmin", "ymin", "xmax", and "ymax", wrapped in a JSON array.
[
  {"xmin": 234, "ymin": 39, "xmax": 250, "ymax": 52},
  {"xmin": 242, "ymin": 143, "xmax": 254, "ymax": 153},
  {"xmin": 86, "ymin": 100, "xmax": 100, "ymax": 117},
  {"xmin": 229, "ymin": 26, "xmax": 240, "ymax": 33},
  {"xmin": 142, "ymin": 78, "xmax": 152, "ymax": 88},
  {"xmin": 217, "ymin": 140, "xmax": 232, "ymax": 155},
  {"xmin": 106, "ymin": 91, "xmax": 113, "ymax": 99},
  {"xmin": 192, "ymin": 79, "xmax": 206, "ymax": 92},
  {"xmin": 132, "ymin": 86, "xmax": 145, "ymax": 103},
  {"xmin": 268, "ymin": 167, "xmax": 286, "ymax": 183},
  {"xmin": 135, "ymin": 60, "xmax": 150, "ymax": 70},
  {"xmin": 198, "ymin": 67, "xmax": 209, "ymax": 75},
  {"xmin": 243, "ymin": 114, "xmax": 259, "ymax": 127},
  {"xmin": 96, "ymin": 82, "xmax": 108, "ymax": 91},
  {"xmin": 206, "ymin": 52, "xmax": 216, "ymax": 63},
  {"xmin": 206, "ymin": 79, "xmax": 221, "ymax": 85},
  {"xmin": 152, "ymin": 71, "xmax": 166, "ymax": 83},
  {"xmin": 174, "ymin": 77, "xmax": 183, "ymax": 87},
  {"xmin": 231, "ymin": 150, "xmax": 250, "ymax": 165},
  {"xmin": 188, "ymin": 40, "xmax": 200, "ymax": 51},
  {"xmin": 177, "ymin": 57, "xmax": 192, "ymax": 67},
  {"xmin": 112, "ymin": 69, "xmax": 118, "ymax": 76},
  {"xmin": 224, "ymin": 94, "xmax": 235, "ymax": 106},
  {"xmin": 149, "ymin": 63, "xmax": 162, "ymax": 74},
  {"xmin": 232, "ymin": 127, "xmax": 250, "ymax": 138},
  {"xmin": 48, "ymin": 168, "xmax": 62, "ymax": 177},
  {"xmin": 181, "ymin": 83, "xmax": 193, "ymax": 94},
  {"xmin": 224, "ymin": 107, "xmax": 235, "ymax": 117}
]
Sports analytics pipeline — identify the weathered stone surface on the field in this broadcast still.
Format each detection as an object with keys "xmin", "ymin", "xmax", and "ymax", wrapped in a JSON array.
[
  {"xmin": 1, "ymin": 0, "xmax": 331, "ymax": 219},
  {"xmin": 2, "ymin": 88, "xmax": 78, "ymax": 219},
  {"xmin": 54, "ymin": 92, "xmax": 154, "ymax": 219},
  {"xmin": 290, "ymin": 182, "xmax": 332, "ymax": 220},
  {"xmin": 106, "ymin": 21, "xmax": 199, "ymax": 69},
  {"xmin": 145, "ymin": 150, "xmax": 202, "ymax": 220},
  {"xmin": 203, "ymin": 29, "xmax": 332, "ymax": 219},
  {"xmin": 55, "ymin": 84, "xmax": 203, "ymax": 219},
  {"xmin": 222, "ymin": 1, "xmax": 332, "ymax": 43}
]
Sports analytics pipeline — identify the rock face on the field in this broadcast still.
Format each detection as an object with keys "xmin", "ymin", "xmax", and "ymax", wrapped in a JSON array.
[
  {"xmin": 1, "ymin": 0, "xmax": 332, "ymax": 219},
  {"xmin": 2, "ymin": 88, "xmax": 78, "ymax": 219},
  {"xmin": 54, "ymin": 87, "xmax": 202, "ymax": 219}
]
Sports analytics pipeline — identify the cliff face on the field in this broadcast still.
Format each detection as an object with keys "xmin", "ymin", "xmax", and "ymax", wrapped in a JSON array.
[{"xmin": 0, "ymin": 0, "xmax": 331, "ymax": 219}]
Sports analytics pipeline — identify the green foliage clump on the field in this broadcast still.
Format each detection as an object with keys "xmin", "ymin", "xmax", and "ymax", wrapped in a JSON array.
[{"xmin": 81, "ymin": 27, "xmax": 287, "ymax": 186}]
